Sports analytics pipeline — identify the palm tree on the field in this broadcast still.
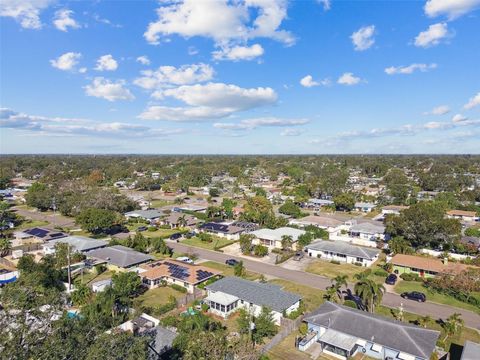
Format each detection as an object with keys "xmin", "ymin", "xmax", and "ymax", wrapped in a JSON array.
[
  {"xmin": 354, "ymin": 278, "xmax": 385, "ymax": 313},
  {"xmin": 331, "ymin": 275, "xmax": 348, "ymax": 302},
  {"xmin": 178, "ymin": 214, "xmax": 187, "ymax": 228},
  {"xmin": 324, "ymin": 285, "xmax": 342, "ymax": 304},
  {"xmin": 281, "ymin": 235, "xmax": 293, "ymax": 251},
  {"xmin": 0, "ymin": 237, "xmax": 11, "ymax": 257},
  {"xmin": 417, "ymin": 315, "xmax": 432, "ymax": 328},
  {"xmin": 443, "ymin": 313, "xmax": 464, "ymax": 341}
]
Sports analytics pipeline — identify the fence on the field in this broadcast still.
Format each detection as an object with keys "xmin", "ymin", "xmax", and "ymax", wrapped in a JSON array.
[
  {"xmin": 176, "ymin": 288, "xmax": 205, "ymax": 308},
  {"xmin": 261, "ymin": 315, "xmax": 304, "ymax": 353},
  {"xmin": 0, "ymin": 256, "xmax": 17, "ymax": 270}
]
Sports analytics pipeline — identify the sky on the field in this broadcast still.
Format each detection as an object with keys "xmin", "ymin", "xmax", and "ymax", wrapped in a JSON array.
[{"xmin": 1, "ymin": 0, "xmax": 479, "ymax": 154}]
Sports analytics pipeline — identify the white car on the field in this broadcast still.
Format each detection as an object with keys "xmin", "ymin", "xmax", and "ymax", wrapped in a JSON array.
[{"xmin": 176, "ymin": 256, "xmax": 194, "ymax": 264}]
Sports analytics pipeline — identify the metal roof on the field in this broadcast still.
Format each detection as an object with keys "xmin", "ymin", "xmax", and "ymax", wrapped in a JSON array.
[
  {"xmin": 206, "ymin": 277, "xmax": 301, "ymax": 313},
  {"xmin": 304, "ymin": 302, "xmax": 439, "ymax": 359},
  {"xmin": 306, "ymin": 240, "xmax": 380, "ymax": 260}
]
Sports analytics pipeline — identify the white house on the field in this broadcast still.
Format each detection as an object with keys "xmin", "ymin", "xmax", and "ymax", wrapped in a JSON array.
[
  {"xmin": 205, "ymin": 277, "xmax": 301, "ymax": 325},
  {"xmin": 446, "ymin": 210, "xmax": 479, "ymax": 223},
  {"xmin": 250, "ymin": 227, "xmax": 306, "ymax": 250},
  {"xmin": 91, "ymin": 278, "xmax": 112, "ymax": 293},
  {"xmin": 354, "ymin": 202, "xmax": 376, "ymax": 213},
  {"xmin": 305, "ymin": 240, "xmax": 380, "ymax": 267},
  {"xmin": 381, "ymin": 205, "xmax": 409, "ymax": 216},
  {"xmin": 197, "ymin": 222, "xmax": 246, "ymax": 241}
]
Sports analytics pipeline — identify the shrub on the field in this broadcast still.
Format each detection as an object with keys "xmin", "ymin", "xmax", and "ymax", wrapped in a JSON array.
[
  {"xmin": 253, "ymin": 245, "xmax": 268, "ymax": 257},
  {"xmin": 201, "ymin": 303, "xmax": 209, "ymax": 312},
  {"xmin": 343, "ymin": 300, "xmax": 358, "ymax": 309},
  {"xmin": 330, "ymin": 260, "xmax": 341, "ymax": 265},
  {"xmin": 171, "ymin": 284, "xmax": 188, "ymax": 293},
  {"xmin": 399, "ymin": 272, "xmax": 422, "ymax": 282},
  {"xmin": 95, "ymin": 264, "xmax": 106, "ymax": 275},
  {"xmin": 373, "ymin": 268, "xmax": 389, "ymax": 277},
  {"xmin": 354, "ymin": 262, "xmax": 363, "ymax": 267},
  {"xmin": 275, "ymin": 251, "xmax": 295, "ymax": 264},
  {"xmin": 147, "ymin": 226, "xmax": 157, "ymax": 232}
]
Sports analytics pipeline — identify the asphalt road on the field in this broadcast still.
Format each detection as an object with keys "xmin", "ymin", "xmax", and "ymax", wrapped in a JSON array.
[
  {"xmin": 168, "ymin": 241, "xmax": 480, "ymax": 330},
  {"xmin": 13, "ymin": 206, "xmax": 76, "ymax": 228}
]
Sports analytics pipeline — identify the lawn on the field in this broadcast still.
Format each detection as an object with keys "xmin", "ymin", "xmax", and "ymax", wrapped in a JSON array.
[
  {"xmin": 78, "ymin": 269, "xmax": 115, "ymax": 285},
  {"xmin": 136, "ymin": 286, "xmax": 185, "ymax": 308},
  {"xmin": 181, "ymin": 236, "xmax": 234, "ymax": 250},
  {"xmin": 394, "ymin": 280, "xmax": 480, "ymax": 314},
  {"xmin": 267, "ymin": 332, "xmax": 311, "ymax": 360},
  {"xmin": 268, "ymin": 279, "xmax": 325, "ymax": 312},
  {"xmin": 141, "ymin": 228, "xmax": 179, "ymax": 239},
  {"xmin": 200, "ymin": 261, "xmax": 260, "ymax": 281},
  {"xmin": 305, "ymin": 259, "xmax": 367, "ymax": 282},
  {"xmin": 150, "ymin": 199, "xmax": 173, "ymax": 208},
  {"xmin": 17, "ymin": 219, "xmax": 50, "ymax": 229}
]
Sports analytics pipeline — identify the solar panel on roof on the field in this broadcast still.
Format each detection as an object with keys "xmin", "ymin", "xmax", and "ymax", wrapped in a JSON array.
[{"xmin": 26, "ymin": 228, "xmax": 49, "ymax": 237}]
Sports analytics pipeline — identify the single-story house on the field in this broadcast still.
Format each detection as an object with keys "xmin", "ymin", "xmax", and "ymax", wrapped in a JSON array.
[
  {"xmin": 460, "ymin": 236, "xmax": 480, "ymax": 251},
  {"xmin": 43, "ymin": 236, "xmax": 108, "ymax": 255},
  {"xmin": 305, "ymin": 198, "xmax": 334, "ymax": 209},
  {"xmin": 91, "ymin": 278, "xmax": 112, "ymax": 292},
  {"xmin": 348, "ymin": 222, "xmax": 386, "ymax": 242},
  {"xmin": 300, "ymin": 302, "xmax": 439, "ymax": 360},
  {"xmin": 417, "ymin": 191, "xmax": 439, "ymax": 200},
  {"xmin": 13, "ymin": 227, "xmax": 67, "ymax": 246},
  {"xmin": 391, "ymin": 254, "xmax": 471, "ymax": 278},
  {"xmin": 159, "ymin": 212, "xmax": 198, "ymax": 228},
  {"xmin": 306, "ymin": 240, "xmax": 380, "ymax": 267},
  {"xmin": 124, "ymin": 209, "xmax": 164, "ymax": 223},
  {"xmin": 289, "ymin": 215, "xmax": 343, "ymax": 230},
  {"xmin": 230, "ymin": 221, "xmax": 260, "ymax": 232},
  {"xmin": 354, "ymin": 202, "xmax": 376, "ymax": 213},
  {"xmin": 87, "ymin": 245, "xmax": 153, "ymax": 270},
  {"xmin": 446, "ymin": 210, "xmax": 478, "ymax": 223},
  {"xmin": 139, "ymin": 260, "xmax": 222, "ymax": 293},
  {"xmin": 197, "ymin": 222, "xmax": 245, "ymax": 240},
  {"xmin": 460, "ymin": 341, "xmax": 480, "ymax": 360},
  {"xmin": 382, "ymin": 205, "xmax": 409, "ymax": 216},
  {"xmin": 250, "ymin": 227, "xmax": 306, "ymax": 250},
  {"xmin": 173, "ymin": 204, "xmax": 208, "ymax": 213},
  {"xmin": 205, "ymin": 277, "xmax": 301, "ymax": 325}
]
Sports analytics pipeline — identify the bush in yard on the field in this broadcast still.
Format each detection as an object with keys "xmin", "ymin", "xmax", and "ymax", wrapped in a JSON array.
[
  {"xmin": 354, "ymin": 262, "xmax": 363, "ymax": 267},
  {"xmin": 399, "ymin": 272, "xmax": 421, "ymax": 282},
  {"xmin": 201, "ymin": 303, "xmax": 209, "ymax": 312},
  {"xmin": 171, "ymin": 284, "xmax": 188, "ymax": 293},
  {"xmin": 373, "ymin": 268, "xmax": 389, "ymax": 277},
  {"xmin": 343, "ymin": 300, "xmax": 358, "ymax": 309},
  {"xmin": 253, "ymin": 244, "xmax": 268, "ymax": 257},
  {"xmin": 330, "ymin": 260, "xmax": 341, "ymax": 265},
  {"xmin": 198, "ymin": 232, "xmax": 213, "ymax": 243},
  {"xmin": 147, "ymin": 226, "xmax": 157, "ymax": 232},
  {"xmin": 299, "ymin": 323, "xmax": 308, "ymax": 336},
  {"xmin": 95, "ymin": 264, "xmax": 106, "ymax": 275}
]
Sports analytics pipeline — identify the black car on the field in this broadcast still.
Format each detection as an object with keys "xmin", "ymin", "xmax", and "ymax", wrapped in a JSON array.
[
  {"xmin": 170, "ymin": 233, "xmax": 182, "ymax": 240},
  {"xmin": 385, "ymin": 273, "xmax": 397, "ymax": 285},
  {"xmin": 137, "ymin": 226, "xmax": 148, "ymax": 232},
  {"xmin": 401, "ymin": 291, "xmax": 426, "ymax": 302},
  {"xmin": 225, "ymin": 259, "xmax": 239, "ymax": 266}
]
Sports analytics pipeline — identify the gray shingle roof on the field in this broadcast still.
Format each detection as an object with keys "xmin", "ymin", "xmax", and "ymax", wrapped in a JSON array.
[
  {"xmin": 125, "ymin": 209, "xmax": 164, "ymax": 220},
  {"xmin": 206, "ymin": 277, "xmax": 301, "ymax": 313},
  {"xmin": 460, "ymin": 341, "xmax": 480, "ymax": 360},
  {"xmin": 306, "ymin": 240, "xmax": 380, "ymax": 260},
  {"xmin": 304, "ymin": 302, "xmax": 439, "ymax": 359},
  {"xmin": 88, "ymin": 245, "xmax": 153, "ymax": 268},
  {"xmin": 150, "ymin": 326, "xmax": 177, "ymax": 355},
  {"xmin": 350, "ymin": 222, "xmax": 385, "ymax": 234},
  {"xmin": 49, "ymin": 236, "xmax": 108, "ymax": 253}
]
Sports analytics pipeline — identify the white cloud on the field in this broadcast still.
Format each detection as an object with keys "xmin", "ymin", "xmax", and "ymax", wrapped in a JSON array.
[
  {"xmin": 139, "ymin": 106, "xmax": 232, "ymax": 122},
  {"xmin": 414, "ymin": 22, "xmax": 449, "ymax": 48},
  {"xmin": 0, "ymin": 0, "xmax": 53, "ymax": 29},
  {"xmin": 385, "ymin": 63, "xmax": 437, "ymax": 75},
  {"xmin": 53, "ymin": 9, "xmax": 80, "ymax": 32},
  {"xmin": 424, "ymin": 105, "xmax": 450, "ymax": 115},
  {"xmin": 136, "ymin": 56, "xmax": 151, "ymax": 65},
  {"xmin": 452, "ymin": 113, "xmax": 468, "ymax": 122},
  {"xmin": 214, "ymin": 117, "xmax": 309, "ymax": 130},
  {"xmin": 337, "ymin": 72, "xmax": 362, "ymax": 86},
  {"xmin": 464, "ymin": 92, "xmax": 480, "ymax": 109},
  {"xmin": 95, "ymin": 54, "xmax": 118, "ymax": 71},
  {"xmin": 281, "ymin": 128, "xmax": 304, "ymax": 136},
  {"xmin": 317, "ymin": 0, "xmax": 331, "ymax": 11},
  {"xmin": 212, "ymin": 43, "xmax": 264, "ymax": 61},
  {"xmin": 300, "ymin": 75, "xmax": 330, "ymax": 88},
  {"xmin": 84, "ymin": 77, "xmax": 135, "ymax": 102},
  {"xmin": 351, "ymin": 25, "xmax": 375, "ymax": 51},
  {"xmin": 79, "ymin": 67, "xmax": 87, "ymax": 74},
  {"xmin": 134, "ymin": 63, "xmax": 214, "ymax": 90},
  {"xmin": 144, "ymin": 0, "xmax": 294, "ymax": 57},
  {"xmin": 50, "ymin": 52, "xmax": 82, "ymax": 71},
  {"xmin": 188, "ymin": 46, "xmax": 199, "ymax": 55},
  {"xmin": 425, "ymin": 0, "xmax": 480, "ymax": 20}
]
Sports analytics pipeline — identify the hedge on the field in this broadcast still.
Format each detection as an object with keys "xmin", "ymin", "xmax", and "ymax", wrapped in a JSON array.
[
  {"xmin": 373, "ymin": 268, "xmax": 389, "ymax": 277},
  {"xmin": 171, "ymin": 284, "xmax": 188, "ymax": 293},
  {"xmin": 399, "ymin": 273, "xmax": 422, "ymax": 282}
]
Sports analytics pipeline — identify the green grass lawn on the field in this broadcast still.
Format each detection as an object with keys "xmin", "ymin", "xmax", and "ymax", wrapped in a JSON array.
[
  {"xmin": 150, "ymin": 199, "xmax": 173, "ymax": 208},
  {"xmin": 181, "ymin": 236, "xmax": 234, "ymax": 250},
  {"xmin": 267, "ymin": 332, "xmax": 311, "ymax": 360},
  {"xmin": 200, "ymin": 261, "xmax": 260, "ymax": 281},
  {"xmin": 78, "ymin": 269, "xmax": 115, "ymax": 285},
  {"xmin": 142, "ymin": 228, "xmax": 179, "ymax": 239},
  {"xmin": 305, "ymin": 259, "xmax": 367, "ymax": 282},
  {"xmin": 17, "ymin": 219, "xmax": 50, "ymax": 229},
  {"xmin": 268, "ymin": 278, "xmax": 325, "ymax": 312},
  {"xmin": 136, "ymin": 286, "xmax": 185, "ymax": 308},
  {"xmin": 394, "ymin": 280, "xmax": 480, "ymax": 314}
]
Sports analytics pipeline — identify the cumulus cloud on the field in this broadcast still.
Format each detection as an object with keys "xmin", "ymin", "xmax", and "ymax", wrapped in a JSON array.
[
  {"xmin": 50, "ymin": 52, "xmax": 82, "ymax": 71},
  {"xmin": 281, "ymin": 128, "xmax": 304, "ymax": 136},
  {"xmin": 214, "ymin": 117, "xmax": 309, "ymax": 130},
  {"xmin": 351, "ymin": 25, "xmax": 375, "ymax": 51},
  {"xmin": 0, "ymin": 107, "xmax": 184, "ymax": 138},
  {"xmin": 212, "ymin": 43, "xmax": 264, "ymax": 61},
  {"xmin": 144, "ymin": 0, "xmax": 294, "ymax": 59},
  {"xmin": 84, "ymin": 77, "xmax": 135, "ymax": 102},
  {"xmin": 414, "ymin": 22, "xmax": 450, "ymax": 48},
  {"xmin": 95, "ymin": 54, "xmax": 118, "ymax": 71},
  {"xmin": 464, "ymin": 92, "xmax": 480, "ymax": 110},
  {"xmin": 0, "ymin": 0, "xmax": 53, "ymax": 29},
  {"xmin": 337, "ymin": 72, "xmax": 362, "ymax": 86},
  {"xmin": 134, "ymin": 63, "xmax": 214, "ymax": 90},
  {"xmin": 136, "ymin": 56, "xmax": 151, "ymax": 65},
  {"xmin": 452, "ymin": 113, "xmax": 468, "ymax": 123},
  {"xmin": 317, "ymin": 0, "xmax": 331, "ymax": 11},
  {"xmin": 385, "ymin": 63, "xmax": 437, "ymax": 75},
  {"xmin": 300, "ymin": 75, "xmax": 330, "ymax": 88},
  {"xmin": 53, "ymin": 9, "xmax": 80, "ymax": 32},
  {"xmin": 424, "ymin": 105, "xmax": 450, "ymax": 115},
  {"xmin": 425, "ymin": 0, "xmax": 480, "ymax": 20}
]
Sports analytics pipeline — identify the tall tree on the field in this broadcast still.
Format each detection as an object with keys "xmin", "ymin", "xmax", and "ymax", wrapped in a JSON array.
[{"xmin": 354, "ymin": 279, "xmax": 385, "ymax": 313}]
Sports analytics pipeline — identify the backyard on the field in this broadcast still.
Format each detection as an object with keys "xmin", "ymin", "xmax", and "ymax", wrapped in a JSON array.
[
  {"xmin": 136, "ymin": 286, "xmax": 185, "ymax": 308},
  {"xmin": 181, "ymin": 236, "xmax": 234, "ymax": 250}
]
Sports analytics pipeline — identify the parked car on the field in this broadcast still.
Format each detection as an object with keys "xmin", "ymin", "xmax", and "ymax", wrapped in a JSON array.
[
  {"xmin": 177, "ymin": 256, "xmax": 194, "ymax": 264},
  {"xmin": 225, "ymin": 259, "xmax": 239, "ymax": 266},
  {"xmin": 185, "ymin": 232, "xmax": 196, "ymax": 239},
  {"xmin": 401, "ymin": 291, "xmax": 426, "ymax": 302},
  {"xmin": 293, "ymin": 252, "xmax": 304, "ymax": 261},
  {"xmin": 170, "ymin": 233, "xmax": 182, "ymax": 241},
  {"xmin": 137, "ymin": 226, "xmax": 148, "ymax": 232},
  {"xmin": 385, "ymin": 273, "xmax": 397, "ymax": 285}
]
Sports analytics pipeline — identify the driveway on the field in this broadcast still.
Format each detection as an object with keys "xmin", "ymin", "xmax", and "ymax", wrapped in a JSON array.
[
  {"xmin": 167, "ymin": 241, "xmax": 480, "ymax": 330},
  {"xmin": 219, "ymin": 242, "xmax": 277, "ymax": 264}
]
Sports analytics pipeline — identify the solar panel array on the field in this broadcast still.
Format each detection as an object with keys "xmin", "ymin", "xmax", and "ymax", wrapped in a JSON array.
[
  {"xmin": 164, "ymin": 261, "xmax": 190, "ymax": 280},
  {"xmin": 25, "ymin": 227, "xmax": 49, "ymax": 238},
  {"xmin": 196, "ymin": 269, "xmax": 214, "ymax": 281}
]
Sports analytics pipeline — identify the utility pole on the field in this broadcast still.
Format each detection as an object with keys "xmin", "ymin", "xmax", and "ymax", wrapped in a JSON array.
[
  {"xmin": 67, "ymin": 244, "xmax": 71, "ymax": 291},
  {"xmin": 52, "ymin": 196, "xmax": 56, "ymax": 228}
]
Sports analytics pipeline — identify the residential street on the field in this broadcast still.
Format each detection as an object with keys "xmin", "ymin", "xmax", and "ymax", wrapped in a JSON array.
[
  {"xmin": 168, "ymin": 241, "xmax": 480, "ymax": 330},
  {"xmin": 13, "ymin": 206, "xmax": 76, "ymax": 228}
]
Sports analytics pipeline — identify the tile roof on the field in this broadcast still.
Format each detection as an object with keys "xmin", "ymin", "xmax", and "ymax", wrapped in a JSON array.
[
  {"xmin": 447, "ymin": 210, "xmax": 477, "ymax": 217},
  {"xmin": 306, "ymin": 240, "xmax": 380, "ymax": 260},
  {"xmin": 391, "ymin": 254, "xmax": 471, "ymax": 274},
  {"xmin": 140, "ymin": 260, "xmax": 222, "ymax": 285},
  {"xmin": 88, "ymin": 245, "xmax": 153, "ymax": 268},
  {"xmin": 206, "ymin": 277, "xmax": 301, "ymax": 313},
  {"xmin": 304, "ymin": 302, "xmax": 439, "ymax": 359}
]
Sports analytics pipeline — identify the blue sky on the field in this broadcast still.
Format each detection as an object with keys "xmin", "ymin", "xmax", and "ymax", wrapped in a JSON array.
[{"xmin": 1, "ymin": 0, "xmax": 479, "ymax": 154}]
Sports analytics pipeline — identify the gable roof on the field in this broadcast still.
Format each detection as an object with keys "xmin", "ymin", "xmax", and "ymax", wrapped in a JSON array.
[
  {"xmin": 125, "ymin": 209, "xmax": 164, "ymax": 219},
  {"xmin": 354, "ymin": 202, "xmax": 376, "ymax": 209},
  {"xmin": 48, "ymin": 236, "xmax": 108, "ymax": 253},
  {"xmin": 140, "ymin": 260, "xmax": 222, "ymax": 285},
  {"xmin": 88, "ymin": 245, "xmax": 153, "ymax": 268},
  {"xmin": 292, "ymin": 215, "xmax": 343, "ymax": 228},
  {"xmin": 250, "ymin": 227, "xmax": 306, "ymax": 242},
  {"xmin": 391, "ymin": 254, "xmax": 471, "ymax": 275},
  {"xmin": 350, "ymin": 222, "xmax": 385, "ymax": 234},
  {"xmin": 206, "ymin": 277, "xmax": 301, "ymax": 313},
  {"xmin": 304, "ymin": 302, "xmax": 439, "ymax": 359},
  {"xmin": 306, "ymin": 240, "xmax": 380, "ymax": 260},
  {"xmin": 163, "ymin": 212, "xmax": 197, "ymax": 225}
]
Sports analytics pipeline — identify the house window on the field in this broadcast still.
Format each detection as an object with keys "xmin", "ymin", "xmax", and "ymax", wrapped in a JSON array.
[
  {"xmin": 240, "ymin": 300, "xmax": 244, "ymax": 304},
  {"xmin": 356, "ymin": 257, "xmax": 363, "ymax": 262}
]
